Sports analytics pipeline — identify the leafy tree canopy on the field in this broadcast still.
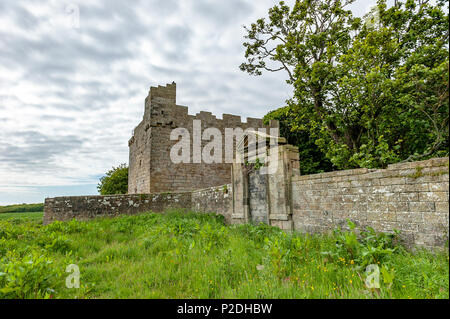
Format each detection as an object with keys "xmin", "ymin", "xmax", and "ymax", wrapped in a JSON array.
[
  {"xmin": 243, "ymin": 0, "xmax": 449, "ymax": 172},
  {"xmin": 97, "ymin": 164, "xmax": 128, "ymax": 195}
]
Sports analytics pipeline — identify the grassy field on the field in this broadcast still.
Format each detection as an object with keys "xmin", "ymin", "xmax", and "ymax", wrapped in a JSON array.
[
  {"xmin": 0, "ymin": 211, "xmax": 44, "ymax": 221},
  {"xmin": 0, "ymin": 203, "xmax": 44, "ymax": 214},
  {"xmin": 0, "ymin": 211, "xmax": 448, "ymax": 299}
]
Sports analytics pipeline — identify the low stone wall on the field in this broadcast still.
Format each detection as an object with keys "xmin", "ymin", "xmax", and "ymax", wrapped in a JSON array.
[
  {"xmin": 292, "ymin": 157, "xmax": 449, "ymax": 249},
  {"xmin": 43, "ymin": 185, "xmax": 232, "ymax": 224},
  {"xmin": 43, "ymin": 193, "xmax": 192, "ymax": 224},
  {"xmin": 191, "ymin": 184, "xmax": 233, "ymax": 223},
  {"xmin": 44, "ymin": 157, "xmax": 449, "ymax": 249}
]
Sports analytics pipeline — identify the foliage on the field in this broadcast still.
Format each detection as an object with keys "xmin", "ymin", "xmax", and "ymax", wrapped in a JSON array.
[
  {"xmin": 0, "ymin": 251, "xmax": 59, "ymax": 299},
  {"xmin": 244, "ymin": 157, "xmax": 266, "ymax": 174},
  {"xmin": 0, "ymin": 203, "xmax": 44, "ymax": 214},
  {"xmin": 0, "ymin": 212, "xmax": 447, "ymax": 299},
  {"xmin": 322, "ymin": 220, "xmax": 400, "ymax": 268},
  {"xmin": 264, "ymin": 105, "xmax": 334, "ymax": 174},
  {"xmin": 0, "ymin": 212, "xmax": 43, "ymax": 222},
  {"xmin": 241, "ymin": 0, "xmax": 449, "ymax": 170},
  {"xmin": 97, "ymin": 163, "xmax": 128, "ymax": 195}
]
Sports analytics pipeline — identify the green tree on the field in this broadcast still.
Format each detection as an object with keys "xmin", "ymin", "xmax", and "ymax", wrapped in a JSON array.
[
  {"xmin": 326, "ymin": 0, "xmax": 449, "ymax": 168},
  {"xmin": 241, "ymin": 0, "xmax": 449, "ymax": 171},
  {"xmin": 264, "ymin": 103, "xmax": 334, "ymax": 174},
  {"xmin": 97, "ymin": 164, "xmax": 128, "ymax": 195},
  {"xmin": 240, "ymin": 0, "xmax": 361, "ymax": 172}
]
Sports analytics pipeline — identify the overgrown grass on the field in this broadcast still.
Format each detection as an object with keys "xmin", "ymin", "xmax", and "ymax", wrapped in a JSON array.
[
  {"xmin": 0, "ymin": 212, "xmax": 44, "ymax": 221},
  {"xmin": 0, "ymin": 211, "xmax": 448, "ymax": 299}
]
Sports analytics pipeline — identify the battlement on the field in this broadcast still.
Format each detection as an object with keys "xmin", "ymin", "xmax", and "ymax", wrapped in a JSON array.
[
  {"xmin": 128, "ymin": 81, "xmax": 279, "ymax": 194},
  {"xmin": 139, "ymin": 82, "xmax": 279, "ymax": 131},
  {"xmin": 144, "ymin": 82, "xmax": 177, "ymax": 120},
  {"xmin": 149, "ymin": 82, "xmax": 176, "ymax": 102}
]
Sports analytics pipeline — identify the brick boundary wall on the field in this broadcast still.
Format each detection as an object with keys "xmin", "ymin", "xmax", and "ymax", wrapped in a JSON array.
[{"xmin": 292, "ymin": 157, "xmax": 449, "ymax": 249}]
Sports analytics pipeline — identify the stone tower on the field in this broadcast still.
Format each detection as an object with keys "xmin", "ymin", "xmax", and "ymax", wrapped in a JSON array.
[{"xmin": 128, "ymin": 82, "xmax": 279, "ymax": 194}]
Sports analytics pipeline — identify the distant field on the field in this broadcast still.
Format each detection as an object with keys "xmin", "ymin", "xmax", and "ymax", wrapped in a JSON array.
[
  {"xmin": 0, "ymin": 211, "xmax": 44, "ymax": 221},
  {"xmin": 0, "ymin": 203, "xmax": 44, "ymax": 214}
]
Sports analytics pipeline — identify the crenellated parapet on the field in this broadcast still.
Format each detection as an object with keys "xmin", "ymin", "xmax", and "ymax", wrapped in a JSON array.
[{"xmin": 128, "ymin": 82, "xmax": 279, "ymax": 194}]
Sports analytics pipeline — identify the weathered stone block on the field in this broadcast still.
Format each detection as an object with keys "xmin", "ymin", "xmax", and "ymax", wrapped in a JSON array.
[
  {"xmin": 418, "ymin": 192, "xmax": 448, "ymax": 202},
  {"xmin": 409, "ymin": 201, "xmax": 435, "ymax": 212}
]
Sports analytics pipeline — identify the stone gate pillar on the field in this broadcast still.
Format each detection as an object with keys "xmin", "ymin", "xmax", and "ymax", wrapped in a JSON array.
[
  {"xmin": 231, "ymin": 132, "xmax": 300, "ymax": 230},
  {"xmin": 266, "ymin": 144, "xmax": 300, "ymax": 230}
]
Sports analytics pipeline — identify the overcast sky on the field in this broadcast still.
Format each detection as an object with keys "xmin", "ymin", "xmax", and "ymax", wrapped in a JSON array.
[{"xmin": 0, "ymin": 0, "xmax": 380, "ymax": 205}]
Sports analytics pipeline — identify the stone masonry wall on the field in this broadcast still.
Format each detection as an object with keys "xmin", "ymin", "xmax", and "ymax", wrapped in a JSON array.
[
  {"xmin": 44, "ymin": 185, "xmax": 232, "ymax": 225},
  {"xmin": 191, "ymin": 184, "xmax": 233, "ymax": 223},
  {"xmin": 128, "ymin": 82, "xmax": 279, "ymax": 194},
  {"xmin": 128, "ymin": 120, "xmax": 151, "ymax": 194},
  {"xmin": 291, "ymin": 157, "xmax": 449, "ymax": 249},
  {"xmin": 45, "ymin": 157, "xmax": 449, "ymax": 249},
  {"xmin": 43, "ymin": 193, "xmax": 192, "ymax": 224}
]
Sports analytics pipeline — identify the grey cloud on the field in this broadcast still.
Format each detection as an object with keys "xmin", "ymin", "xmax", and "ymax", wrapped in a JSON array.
[
  {"xmin": 163, "ymin": 25, "xmax": 192, "ymax": 61},
  {"xmin": 166, "ymin": 25, "xmax": 191, "ymax": 45},
  {"xmin": 193, "ymin": 0, "xmax": 253, "ymax": 25},
  {"xmin": 144, "ymin": 0, "xmax": 179, "ymax": 16},
  {"xmin": 11, "ymin": 4, "xmax": 39, "ymax": 29},
  {"xmin": 0, "ymin": 0, "xmax": 375, "ymax": 196},
  {"xmin": 39, "ymin": 115, "xmax": 74, "ymax": 122},
  {"xmin": 0, "ymin": 131, "xmax": 85, "ymax": 170},
  {"xmin": 0, "ymin": 2, "xmax": 151, "ymax": 89}
]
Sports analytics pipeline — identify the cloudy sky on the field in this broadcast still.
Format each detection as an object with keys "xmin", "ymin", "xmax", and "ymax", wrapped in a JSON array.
[{"xmin": 0, "ymin": 0, "xmax": 379, "ymax": 205}]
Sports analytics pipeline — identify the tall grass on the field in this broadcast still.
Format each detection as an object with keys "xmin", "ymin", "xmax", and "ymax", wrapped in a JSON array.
[
  {"xmin": 0, "ymin": 211, "xmax": 448, "ymax": 299},
  {"xmin": 0, "ymin": 212, "xmax": 44, "ymax": 221}
]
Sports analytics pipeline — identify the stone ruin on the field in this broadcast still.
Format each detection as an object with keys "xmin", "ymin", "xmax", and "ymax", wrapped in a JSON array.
[
  {"xmin": 128, "ymin": 82, "xmax": 279, "ymax": 194},
  {"xmin": 44, "ymin": 82, "xmax": 449, "ymax": 249}
]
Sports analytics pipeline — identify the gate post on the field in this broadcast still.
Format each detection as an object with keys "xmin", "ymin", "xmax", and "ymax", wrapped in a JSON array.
[
  {"xmin": 267, "ymin": 144, "xmax": 300, "ymax": 230},
  {"xmin": 231, "ymin": 131, "xmax": 300, "ymax": 230}
]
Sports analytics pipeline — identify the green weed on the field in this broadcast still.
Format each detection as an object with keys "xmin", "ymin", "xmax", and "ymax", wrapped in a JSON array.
[{"xmin": 0, "ymin": 211, "xmax": 447, "ymax": 299}]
